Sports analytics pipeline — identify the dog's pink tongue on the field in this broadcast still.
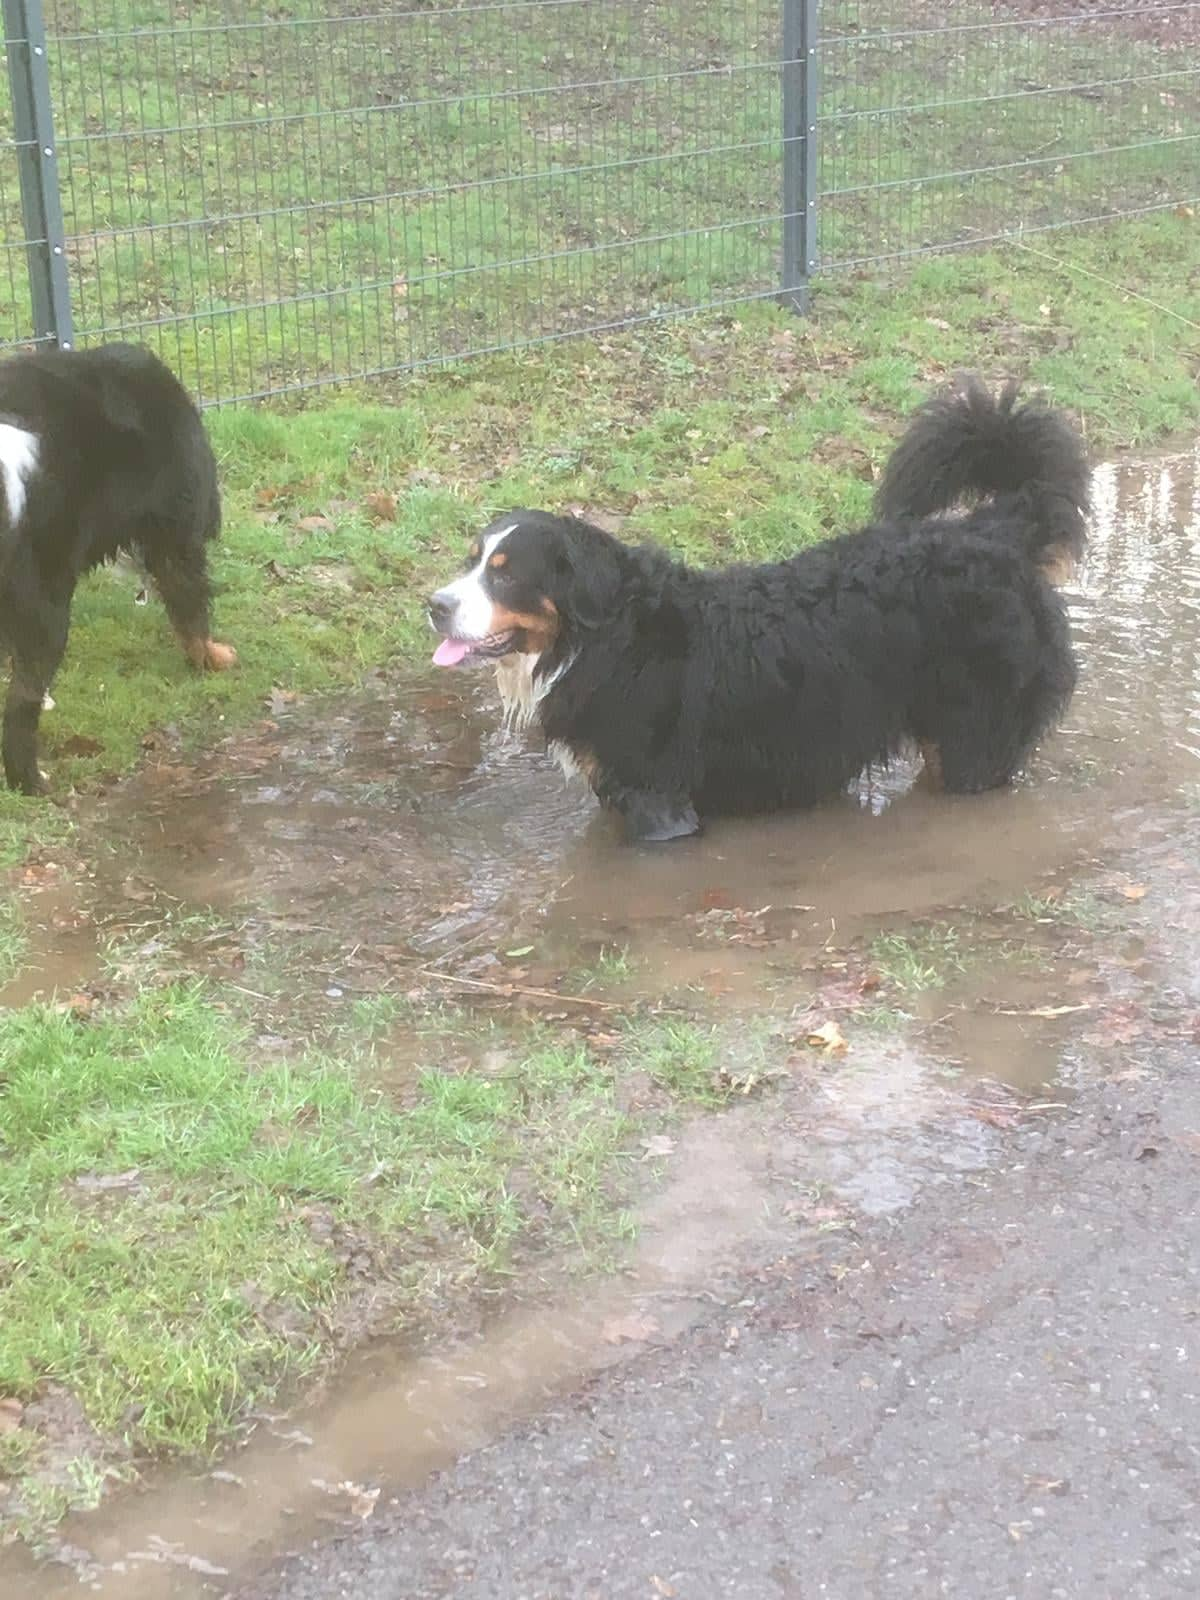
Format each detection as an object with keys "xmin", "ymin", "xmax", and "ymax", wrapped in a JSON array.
[{"xmin": 433, "ymin": 637, "xmax": 470, "ymax": 667}]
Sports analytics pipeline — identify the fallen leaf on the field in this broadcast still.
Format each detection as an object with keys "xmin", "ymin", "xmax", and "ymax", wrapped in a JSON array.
[
  {"xmin": 806, "ymin": 1019, "xmax": 849, "ymax": 1055},
  {"xmin": 639, "ymin": 1134, "xmax": 677, "ymax": 1159},
  {"xmin": 504, "ymin": 945, "xmax": 535, "ymax": 959},
  {"xmin": 128, "ymin": 1538, "xmax": 229, "ymax": 1577},
  {"xmin": 311, "ymin": 1478, "xmax": 381, "ymax": 1520},
  {"xmin": 1120, "ymin": 884, "xmax": 1148, "ymax": 901},
  {"xmin": 364, "ymin": 490, "xmax": 397, "ymax": 522},
  {"xmin": 73, "ymin": 1168, "xmax": 143, "ymax": 1192},
  {"xmin": 925, "ymin": 316, "xmax": 951, "ymax": 331},
  {"xmin": 993, "ymin": 1003, "xmax": 1092, "ymax": 1019},
  {"xmin": 0, "ymin": 1398, "xmax": 23, "ymax": 1434},
  {"xmin": 700, "ymin": 887, "xmax": 733, "ymax": 911},
  {"xmin": 57, "ymin": 733, "xmax": 104, "ymax": 757},
  {"xmin": 651, "ymin": 1579, "xmax": 677, "ymax": 1598},
  {"xmin": 601, "ymin": 1311, "xmax": 661, "ymax": 1345},
  {"xmin": 20, "ymin": 862, "xmax": 58, "ymax": 885},
  {"xmin": 295, "ymin": 514, "xmax": 334, "ymax": 534}
]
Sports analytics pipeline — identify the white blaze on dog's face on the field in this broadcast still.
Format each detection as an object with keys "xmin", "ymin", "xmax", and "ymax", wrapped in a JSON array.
[{"xmin": 427, "ymin": 516, "xmax": 563, "ymax": 669}]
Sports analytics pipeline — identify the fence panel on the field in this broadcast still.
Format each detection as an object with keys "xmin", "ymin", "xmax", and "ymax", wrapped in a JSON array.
[
  {"xmin": 0, "ymin": 2, "xmax": 1197, "ymax": 405},
  {"xmin": 819, "ymin": 2, "xmax": 1200, "ymax": 270}
]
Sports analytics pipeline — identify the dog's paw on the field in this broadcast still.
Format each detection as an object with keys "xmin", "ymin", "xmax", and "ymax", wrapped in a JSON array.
[
  {"xmin": 6, "ymin": 769, "xmax": 49, "ymax": 797},
  {"xmin": 202, "ymin": 639, "xmax": 238, "ymax": 671},
  {"xmin": 622, "ymin": 795, "xmax": 702, "ymax": 844}
]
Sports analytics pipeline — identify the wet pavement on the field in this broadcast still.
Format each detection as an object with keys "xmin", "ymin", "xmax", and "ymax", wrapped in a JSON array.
[
  {"xmin": 2, "ymin": 441, "xmax": 1199, "ymax": 1597},
  {"xmin": 236, "ymin": 1023, "xmax": 1200, "ymax": 1600}
]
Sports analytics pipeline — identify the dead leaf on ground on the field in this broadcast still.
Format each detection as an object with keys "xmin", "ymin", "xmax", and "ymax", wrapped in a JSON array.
[
  {"xmin": 57, "ymin": 733, "xmax": 104, "ymax": 757},
  {"xmin": 127, "ymin": 1538, "xmax": 229, "ymax": 1577},
  {"xmin": 639, "ymin": 1134, "xmax": 677, "ymax": 1159},
  {"xmin": 0, "ymin": 1397, "xmax": 23, "ymax": 1433},
  {"xmin": 992, "ymin": 1003, "xmax": 1092, "ymax": 1019},
  {"xmin": 601, "ymin": 1311, "xmax": 661, "ymax": 1345},
  {"xmin": 1120, "ymin": 883, "xmax": 1149, "ymax": 901},
  {"xmin": 651, "ymin": 1578, "xmax": 677, "ymax": 1598},
  {"xmin": 295, "ymin": 514, "xmax": 334, "ymax": 535},
  {"xmin": 20, "ymin": 862, "xmax": 59, "ymax": 885},
  {"xmin": 73, "ymin": 1168, "xmax": 143, "ymax": 1192},
  {"xmin": 806, "ymin": 1019, "xmax": 849, "ymax": 1055},
  {"xmin": 363, "ymin": 491, "xmax": 397, "ymax": 522},
  {"xmin": 311, "ymin": 1478, "xmax": 381, "ymax": 1520}
]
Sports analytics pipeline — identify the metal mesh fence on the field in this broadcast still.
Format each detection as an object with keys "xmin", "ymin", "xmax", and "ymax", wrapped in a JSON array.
[{"xmin": 0, "ymin": 1, "xmax": 1197, "ymax": 406}]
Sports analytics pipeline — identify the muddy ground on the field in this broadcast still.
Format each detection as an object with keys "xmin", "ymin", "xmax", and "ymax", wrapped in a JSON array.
[{"xmin": 1, "ymin": 439, "xmax": 1198, "ymax": 1596}]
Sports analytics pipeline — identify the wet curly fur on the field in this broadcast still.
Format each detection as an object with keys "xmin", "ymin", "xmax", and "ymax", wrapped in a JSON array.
[
  {"xmin": 0, "ymin": 342, "xmax": 234, "ymax": 794},
  {"xmin": 435, "ymin": 378, "xmax": 1091, "ymax": 842}
]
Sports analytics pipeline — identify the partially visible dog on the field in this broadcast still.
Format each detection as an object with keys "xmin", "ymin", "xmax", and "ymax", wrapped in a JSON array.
[
  {"xmin": 0, "ymin": 342, "xmax": 235, "ymax": 793},
  {"xmin": 428, "ymin": 378, "xmax": 1090, "ymax": 842}
]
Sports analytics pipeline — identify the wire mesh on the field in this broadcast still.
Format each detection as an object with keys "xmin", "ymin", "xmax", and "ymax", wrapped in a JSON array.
[
  {"xmin": 0, "ymin": 1, "xmax": 1196, "ymax": 405},
  {"xmin": 820, "ymin": 2, "xmax": 1200, "ymax": 270}
]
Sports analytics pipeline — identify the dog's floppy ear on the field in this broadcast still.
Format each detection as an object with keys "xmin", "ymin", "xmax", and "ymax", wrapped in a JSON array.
[{"xmin": 555, "ymin": 522, "xmax": 626, "ymax": 631}]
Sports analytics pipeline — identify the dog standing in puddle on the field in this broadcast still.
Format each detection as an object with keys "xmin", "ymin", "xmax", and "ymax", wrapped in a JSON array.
[
  {"xmin": 0, "ymin": 342, "xmax": 235, "ymax": 794},
  {"xmin": 428, "ymin": 377, "xmax": 1090, "ymax": 842}
]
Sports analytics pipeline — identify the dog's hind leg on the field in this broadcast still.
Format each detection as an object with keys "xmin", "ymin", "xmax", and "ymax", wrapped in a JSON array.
[
  {"xmin": 3, "ymin": 605, "xmax": 69, "ymax": 795},
  {"xmin": 142, "ymin": 538, "xmax": 237, "ymax": 672}
]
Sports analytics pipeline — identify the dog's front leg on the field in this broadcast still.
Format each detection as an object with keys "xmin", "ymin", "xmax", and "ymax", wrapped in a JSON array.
[{"xmin": 610, "ymin": 787, "xmax": 701, "ymax": 843}]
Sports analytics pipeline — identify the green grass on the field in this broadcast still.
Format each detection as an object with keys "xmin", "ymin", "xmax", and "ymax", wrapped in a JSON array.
[
  {"xmin": 0, "ymin": 896, "xmax": 27, "ymax": 988},
  {"xmin": 0, "ymin": 986, "xmax": 641, "ymax": 1534},
  {"xmin": 869, "ymin": 926, "xmax": 968, "ymax": 994}
]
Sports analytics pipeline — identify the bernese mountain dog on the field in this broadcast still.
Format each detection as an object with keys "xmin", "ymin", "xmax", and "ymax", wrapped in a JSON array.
[
  {"xmin": 0, "ymin": 342, "xmax": 235, "ymax": 793},
  {"xmin": 428, "ymin": 377, "xmax": 1090, "ymax": 842}
]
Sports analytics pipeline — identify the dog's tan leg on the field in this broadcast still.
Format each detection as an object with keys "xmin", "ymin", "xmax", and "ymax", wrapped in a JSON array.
[{"xmin": 179, "ymin": 632, "xmax": 238, "ymax": 672}]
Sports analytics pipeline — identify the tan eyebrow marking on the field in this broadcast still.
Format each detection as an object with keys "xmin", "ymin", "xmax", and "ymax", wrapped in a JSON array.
[{"xmin": 489, "ymin": 551, "xmax": 508, "ymax": 569}]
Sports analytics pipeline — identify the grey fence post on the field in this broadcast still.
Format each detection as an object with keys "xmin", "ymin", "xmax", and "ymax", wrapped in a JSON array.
[
  {"xmin": 781, "ymin": 0, "xmax": 818, "ymax": 312},
  {"xmin": 3, "ymin": 0, "xmax": 73, "ymax": 348}
]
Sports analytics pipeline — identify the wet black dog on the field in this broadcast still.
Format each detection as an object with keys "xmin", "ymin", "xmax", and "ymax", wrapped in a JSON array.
[
  {"xmin": 428, "ymin": 378, "xmax": 1090, "ymax": 841},
  {"xmin": 0, "ymin": 342, "xmax": 235, "ymax": 793}
]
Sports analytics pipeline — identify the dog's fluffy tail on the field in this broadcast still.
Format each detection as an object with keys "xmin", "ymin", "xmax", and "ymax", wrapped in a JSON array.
[{"xmin": 874, "ymin": 376, "xmax": 1089, "ymax": 567}]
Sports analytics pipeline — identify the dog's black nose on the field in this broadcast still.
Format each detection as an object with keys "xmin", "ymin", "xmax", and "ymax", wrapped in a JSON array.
[{"xmin": 427, "ymin": 594, "xmax": 454, "ymax": 632}]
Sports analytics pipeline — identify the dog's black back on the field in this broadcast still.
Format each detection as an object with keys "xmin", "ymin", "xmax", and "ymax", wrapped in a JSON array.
[{"xmin": 0, "ymin": 342, "xmax": 233, "ymax": 794}]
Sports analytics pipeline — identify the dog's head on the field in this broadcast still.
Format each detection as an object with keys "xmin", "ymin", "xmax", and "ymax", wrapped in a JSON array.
[{"xmin": 427, "ymin": 510, "xmax": 624, "ymax": 670}]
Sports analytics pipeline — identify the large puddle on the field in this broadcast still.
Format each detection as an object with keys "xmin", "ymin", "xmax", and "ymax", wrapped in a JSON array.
[
  {"xmin": 3, "ymin": 441, "xmax": 1200, "ymax": 1597},
  {"xmin": 12, "ymin": 441, "xmax": 1200, "ymax": 1012}
]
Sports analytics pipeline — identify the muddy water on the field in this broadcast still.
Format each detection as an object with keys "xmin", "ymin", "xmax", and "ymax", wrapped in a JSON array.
[{"xmin": 4, "ymin": 443, "xmax": 1200, "ymax": 1599}]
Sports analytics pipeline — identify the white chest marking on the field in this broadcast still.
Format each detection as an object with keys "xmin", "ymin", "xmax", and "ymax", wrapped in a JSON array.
[{"xmin": 0, "ymin": 423, "xmax": 39, "ymax": 527}]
